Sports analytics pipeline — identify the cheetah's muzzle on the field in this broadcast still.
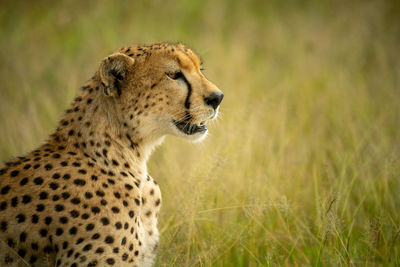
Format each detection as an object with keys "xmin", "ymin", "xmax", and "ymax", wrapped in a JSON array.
[{"xmin": 173, "ymin": 119, "xmax": 207, "ymax": 135}]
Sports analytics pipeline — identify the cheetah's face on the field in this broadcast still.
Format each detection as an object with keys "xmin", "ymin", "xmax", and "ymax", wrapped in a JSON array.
[
  {"xmin": 99, "ymin": 45, "xmax": 223, "ymax": 143},
  {"xmin": 159, "ymin": 52, "xmax": 223, "ymax": 142}
]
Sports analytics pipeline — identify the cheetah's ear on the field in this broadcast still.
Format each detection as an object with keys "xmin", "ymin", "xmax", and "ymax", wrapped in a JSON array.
[{"xmin": 99, "ymin": 53, "xmax": 135, "ymax": 97}]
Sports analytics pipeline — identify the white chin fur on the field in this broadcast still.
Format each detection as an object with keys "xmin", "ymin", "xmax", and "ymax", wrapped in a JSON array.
[
  {"xmin": 171, "ymin": 127, "xmax": 208, "ymax": 143},
  {"xmin": 188, "ymin": 130, "xmax": 208, "ymax": 143}
]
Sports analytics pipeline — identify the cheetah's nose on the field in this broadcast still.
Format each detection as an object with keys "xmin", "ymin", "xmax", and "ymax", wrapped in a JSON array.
[{"xmin": 204, "ymin": 92, "xmax": 224, "ymax": 110}]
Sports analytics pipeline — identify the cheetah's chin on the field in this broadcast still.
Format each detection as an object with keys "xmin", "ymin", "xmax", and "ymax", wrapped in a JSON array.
[{"xmin": 172, "ymin": 119, "xmax": 207, "ymax": 135}]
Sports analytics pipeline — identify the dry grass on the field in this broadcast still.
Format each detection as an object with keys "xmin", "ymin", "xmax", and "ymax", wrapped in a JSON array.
[{"xmin": 1, "ymin": 0, "xmax": 400, "ymax": 266}]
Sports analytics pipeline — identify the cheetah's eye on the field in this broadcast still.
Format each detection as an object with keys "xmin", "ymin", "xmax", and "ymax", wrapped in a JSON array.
[{"xmin": 166, "ymin": 71, "xmax": 183, "ymax": 80}]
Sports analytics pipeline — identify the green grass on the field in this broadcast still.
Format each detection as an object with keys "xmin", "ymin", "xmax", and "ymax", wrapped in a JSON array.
[{"xmin": 1, "ymin": 0, "xmax": 400, "ymax": 266}]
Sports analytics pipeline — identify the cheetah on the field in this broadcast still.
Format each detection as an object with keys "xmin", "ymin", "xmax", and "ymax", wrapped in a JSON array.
[{"xmin": 0, "ymin": 42, "xmax": 223, "ymax": 267}]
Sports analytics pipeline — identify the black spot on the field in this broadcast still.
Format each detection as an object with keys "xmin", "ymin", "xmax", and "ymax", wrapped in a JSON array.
[
  {"xmin": 53, "ymin": 153, "xmax": 61, "ymax": 158},
  {"xmin": 23, "ymin": 164, "xmax": 31, "ymax": 170},
  {"xmin": 62, "ymin": 192, "xmax": 71, "ymax": 199},
  {"xmin": 61, "ymin": 161, "xmax": 68, "ymax": 166},
  {"xmin": 111, "ymin": 207, "xmax": 120, "ymax": 213},
  {"xmin": 112, "ymin": 160, "xmax": 119, "ymax": 166},
  {"xmin": 33, "ymin": 164, "xmax": 40, "ymax": 169},
  {"xmin": 88, "ymin": 260, "xmax": 98, "ymax": 266},
  {"xmin": 39, "ymin": 191, "xmax": 48, "ymax": 199},
  {"xmin": 91, "ymin": 206, "xmax": 100, "ymax": 214},
  {"xmin": 71, "ymin": 198, "xmax": 81, "ymax": 204},
  {"xmin": 124, "ymin": 223, "xmax": 129, "ymax": 229},
  {"xmin": 106, "ymin": 258, "xmax": 115, "ymax": 265},
  {"xmin": 123, "ymin": 200, "xmax": 128, "ymax": 207},
  {"xmin": 36, "ymin": 204, "xmax": 45, "ymax": 212},
  {"xmin": 19, "ymin": 232, "xmax": 27, "ymax": 242},
  {"xmin": 1, "ymin": 185, "xmax": 11, "ymax": 194},
  {"xmin": 16, "ymin": 213, "xmax": 26, "ymax": 223},
  {"xmin": 34, "ymin": 177, "xmax": 44, "ymax": 185},
  {"xmin": 44, "ymin": 216, "xmax": 52, "ymax": 225},
  {"xmin": 44, "ymin": 164, "xmax": 53, "ymax": 170},
  {"xmin": 83, "ymin": 244, "xmax": 92, "ymax": 251},
  {"xmin": 63, "ymin": 241, "xmax": 68, "ymax": 249},
  {"xmin": 91, "ymin": 175, "xmax": 98, "ymax": 181},
  {"xmin": 52, "ymin": 173, "xmax": 61, "ymax": 179},
  {"xmin": 55, "ymin": 204, "xmax": 64, "ymax": 212},
  {"xmin": 105, "ymin": 235, "xmax": 114, "ymax": 244},
  {"xmin": 101, "ymin": 217, "xmax": 110, "ymax": 225},
  {"xmin": 10, "ymin": 170, "xmax": 19, "ymax": 177},
  {"xmin": 56, "ymin": 228, "xmax": 64, "ymax": 236},
  {"xmin": 39, "ymin": 229, "xmax": 47, "ymax": 237},
  {"xmin": 86, "ymin": 224, "xmax": 95, "ymax": 231},
  {"xmin": 22, "ymin": 195, "xmax": 32, "ymax": 204},
  {"xmin": 76, "ymin": 238, "xmax": 84, "ymax": 245},
  {"xmin": 7, "ymin": 238, "xmax": 14, "ymax": 248},
  {"xmin": 81, "ymin": 213, "xmax": 90, "ymax": 219},
  {"xmin": 129, "ymin": 210, "xmax": 135, "ymax": 218},
  {"xmin": 68, "ymin": 130, "xmax": 75, "ymax": 136},
  {"xmin": 17, "ymin": 249, "xmax": 26, "ymax": 258},
  {"xmin": 63, "ymin": 173, "xmax": 71, "ymax": 180},
  {"xmin": 60, "ymin": 217, "xmax": 68, "ymax": 224},
  {"xmin": 0, "ymin": 201, "xmax": 7, "ymax": 211},
  {"xmin": 20, "ymin": 177, "xmax": 29, "ymax": 186},
  {"xmin": 70, "ymin": 210, "xmax": 80, "ymax": 218},
  {"xmin": 1, "ymin": 221, "xmax": 7, "ymax": 231},
  {"xmin": 85, "ymin": 192, "xmax": 93, "ymax": 199},
  {"xmin": 67, "ymin": 249, "xmax": 74, "ymax": 257},
  {"xmin": 122, "ymin": 253, "xmax": 128, "ymax": 261},
  {"xmin": 115, "ymin": 222, "xmax": 122, "ymax": 229},
  {"xmin": 49, "ymin": 182, "xmax": 59, "ymax": 190},
  {"xmin": 134, "ymin": 198, "xmax": 140, "ymax": 206},
  {"xmin": 32, "ymin": 214, "xmax": 39, "ymax": 224},
  {"xmin": 121, "ymin": 237, "xmax": 127, "ymax": 245},
  {"xmin": 78, "ymin": 169, "xmax": 87, "ymax": 174},
  {"xmin": 114, "ymin": 192, "xmax": 121, "ymax": 199},
  {"xmin": 95, "ymin": 247, "xmax": 104, "ymax": 254},
  {"xmin": 96, "ymin": 190, "xmax": 105, "ymax": 197},
  {"xmin": 125, "ymin": 184, "xmax": 133, "ymax": 190},
  {"xmin": 11, "ymin": 196, "xmax": 18, "ymax": 207},
  {"xmin": 100, "ymin": 199, "xmax": 107, "ymax": 205},
  {"xmin": 69, "ymin": 227, "xmax": 77, "ymax": 235},
  {"xmin": 31, "ymin": 243, "xmax": 39, "ymax": 250},
  {"xmin": 29, "ymin": 255, "xmax": 38, "ymax": 264},
  {"xmin": 74, "ymin": 179, "xmax": 86, "ymax": 186},
  {"xmin": 92, "ymin": 233, "xmax": 100, "ymax": 240}
]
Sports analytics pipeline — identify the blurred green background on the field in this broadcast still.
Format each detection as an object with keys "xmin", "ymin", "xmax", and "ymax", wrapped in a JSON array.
[{"xmin": 1, "ymin": 0, "xmax": 400, "ymax": 266}]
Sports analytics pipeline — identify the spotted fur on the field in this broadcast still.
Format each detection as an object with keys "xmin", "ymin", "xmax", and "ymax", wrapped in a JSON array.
[{"xmin": 0, "ymin": 42, "xmax": 223, "ymax": 267}]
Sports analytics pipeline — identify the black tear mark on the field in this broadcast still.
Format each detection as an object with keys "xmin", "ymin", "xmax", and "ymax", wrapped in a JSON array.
[{"xmin": 181, "ymin": 75, "xmax": 192, "ymax": 109}]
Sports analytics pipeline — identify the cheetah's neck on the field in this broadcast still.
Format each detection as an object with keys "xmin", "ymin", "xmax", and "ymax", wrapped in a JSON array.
[{"xmin": 47, "ymin": 79, "xmax": 163, "ymax": 178}]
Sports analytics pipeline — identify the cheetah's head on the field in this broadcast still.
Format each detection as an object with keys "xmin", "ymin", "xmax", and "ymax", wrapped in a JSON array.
[{"xmin": 98, "ymin": 43, "xmax": 223, "ymax": 143}]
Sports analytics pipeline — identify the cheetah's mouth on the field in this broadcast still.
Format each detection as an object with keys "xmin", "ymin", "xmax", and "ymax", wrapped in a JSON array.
[{"xmin": 173, "ymin": 120, "xmax": 207, "ymax": 135}]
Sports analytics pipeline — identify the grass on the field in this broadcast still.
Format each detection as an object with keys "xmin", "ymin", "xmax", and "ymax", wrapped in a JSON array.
[{"xmin": 1, "ymin": 0, "xmax": 400, "ymax": 265}]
